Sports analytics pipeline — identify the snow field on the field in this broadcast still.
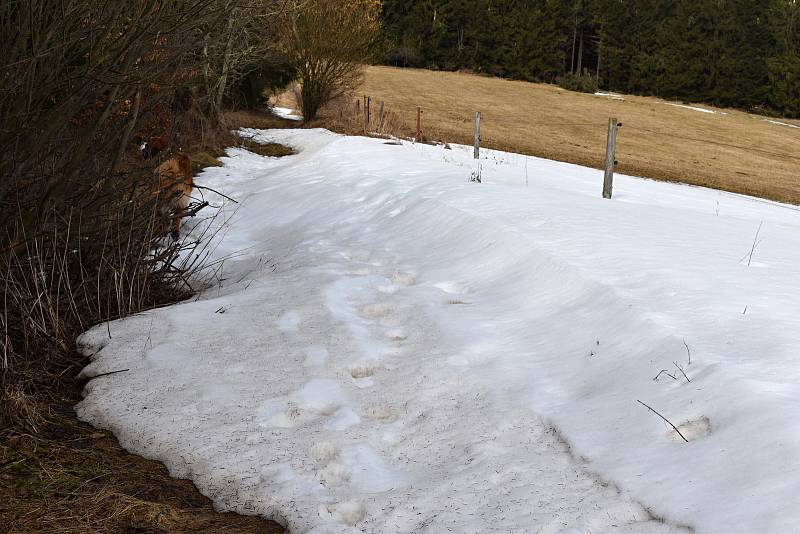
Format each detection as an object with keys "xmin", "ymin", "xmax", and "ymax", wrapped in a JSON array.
[{"xmin": 78, "ymin": 129, "xmax": 800, "ymax": 533}]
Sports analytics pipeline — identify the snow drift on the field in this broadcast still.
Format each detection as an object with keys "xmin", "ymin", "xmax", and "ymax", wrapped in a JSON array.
[{"xmin": 78, "ymin": 128, "xmax": 800, "ymax": 533}]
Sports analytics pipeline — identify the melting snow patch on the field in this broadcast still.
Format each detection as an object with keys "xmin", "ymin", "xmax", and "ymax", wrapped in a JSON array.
[
  {"xmin": 272, "ymin": 106, "xmax": 302, "ymax": 121},
  {"xmin": 665, "ymin": 103, "xmax": 717, "ymax": 114},
  {"xmin": 764, "ymin": 119, "xmax": 800, "ymax": 129},
  {"xmin": 594, "ymin": 91, "xmax": 625, "ymax": 101}
]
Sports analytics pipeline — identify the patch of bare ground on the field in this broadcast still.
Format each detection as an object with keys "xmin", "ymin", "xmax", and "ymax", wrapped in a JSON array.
[{"xmin": 281, "ymin": 65, "xmax": 800, "ymax": 205}]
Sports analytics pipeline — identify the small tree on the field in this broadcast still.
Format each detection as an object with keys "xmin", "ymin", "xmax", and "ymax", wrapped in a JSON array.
[{"xmin": 281, "ymin": 0, "xmax": 381, "ymax": 122}]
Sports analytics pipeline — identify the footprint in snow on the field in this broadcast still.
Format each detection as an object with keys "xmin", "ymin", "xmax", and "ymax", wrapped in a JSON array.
[
  {"xmin": 311, "ymin": 440, "xmax": 339, "ymax": 463},
  {"xmin": 290, "ymin": 379, "xmax": 348, "ymax": 416},
  {"xmin": 275, "ymin": 310, "xmax": 301, "ymax": 333},
  {"xmin": 391, "ymin": 272, "xmax": 416, "ymax": 286},
  {"xmin": 360, "ymin": 302, "xmax": 393, "ymax": 319},
  {"xmin": 255, "ymin": 398, "xmax": 297, "ymax": 428},
  {"xmin": 324, "ymin": 406, "xmax": 361, "ymax": 431},
  {"xmin": 348, "ymin": 360, "xmax": 377, "ymax": 379},
  {"xmin": 318, "ymin": 500, "xmax": 366, "ymax": 526},
  {"xmin": 303, "ymin": 346, "xmax": 329, "ymax": 367},
  {"xmin": 318, "ymin": 461, "xmax": 351, "ymax": 486},
  {"xmin": 376, "ymin": 283, "xmax": 400, "ymax": 295}
]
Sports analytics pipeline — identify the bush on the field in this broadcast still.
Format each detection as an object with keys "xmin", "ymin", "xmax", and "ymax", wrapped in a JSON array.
[
  {"xmin": 280, "ymin": 0, "xmax": 382, "ymax": 122},
  {"xmin": 227, "ymin": 56, "xmax": 297, "ymax": 110},
  {"xmin": 0, "ymin": 0, "xmax": 255, "ymax": 433}
]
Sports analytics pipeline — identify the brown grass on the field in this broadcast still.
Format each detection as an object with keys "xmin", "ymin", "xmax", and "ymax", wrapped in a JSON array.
[
  {"xmin": 0, "ymin": 353, "xmax": 284, "ymax": 534},
  {"xmin": 316, "ymin": 66, "xmax": 800, "ymax": 204}
]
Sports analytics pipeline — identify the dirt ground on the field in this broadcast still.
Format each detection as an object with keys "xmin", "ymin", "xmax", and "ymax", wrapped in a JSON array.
[{"xmin": 278, "ymin": 66, "xmax": 800, "ymax": 205}]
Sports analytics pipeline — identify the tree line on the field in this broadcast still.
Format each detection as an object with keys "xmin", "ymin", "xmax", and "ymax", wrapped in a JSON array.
[{"xmin": 381, "ymin": 0, "xmax": 800, "ymax": 117}]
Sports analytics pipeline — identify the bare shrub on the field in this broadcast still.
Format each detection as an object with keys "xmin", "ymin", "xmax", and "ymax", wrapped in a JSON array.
[
  {"xmin": 280, "ymin": 0, "xmax": 382, "ymax": 122},
  {"xmin": 0, "ymin": 0, "xmax": 285, "ymax": 432}
]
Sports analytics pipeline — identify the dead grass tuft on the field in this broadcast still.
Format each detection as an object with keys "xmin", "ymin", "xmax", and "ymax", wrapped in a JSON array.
[
  {"xmin": 237, "ymin": 138, "xmax": 296, "ymax": 158},
  {"xmin": 225, "ymin": 108, "xmax": 299, "ymax": 130},
  {"xmin": 190, "ymin": 148, "xmax": 226, "ymax": 173}
]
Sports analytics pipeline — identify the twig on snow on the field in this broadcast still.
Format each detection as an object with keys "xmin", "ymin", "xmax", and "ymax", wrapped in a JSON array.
[
  {"xmin": 653, "ymin": 369, "xmax": 678, "ymax": 381},
  {"xmin": 194, "ymin": 185, "xmax": 239, "ymax": 204},
  {"xmin": 738, "ymin": 220, "xmax": 764, "ymax": 266},
  {"xmin": 673, "ymin": 361, "xmax": 691, "ymax": 383},
  {"xmin": 683, "ymin": 338, "xmax": 691, "ymax": 365},
  {"xmin": 637, "ymin": 400, "xmax": 689, "ymax": 443},
  {"xmin": 85, "ymin": 368, "xmax": 130, "ymax": 380}
]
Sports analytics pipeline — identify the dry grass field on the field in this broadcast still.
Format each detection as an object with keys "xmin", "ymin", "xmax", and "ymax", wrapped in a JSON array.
[{"xmin": 286, "ymin": 66, "xmax": 800, "ymax": 204}]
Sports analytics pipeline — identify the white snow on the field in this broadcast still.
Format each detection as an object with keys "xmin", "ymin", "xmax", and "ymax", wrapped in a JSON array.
[
  {"xmin": 273, "ymin": 106, "xmax": 303, "ymax": 121},
  {"xmin": 764, "ymin": 119, "xmax": 800, "ymax": 129},
  {"xmin": 594, "ymin": 91, "xmax": 625, "ymax": 101},
  {"xmin": 665, "ymin": 103, "xmax": 718, "ymax": 114},
  {"xmin": 78, "ymin": 128, "xmax": 800, "ymax": 534}
]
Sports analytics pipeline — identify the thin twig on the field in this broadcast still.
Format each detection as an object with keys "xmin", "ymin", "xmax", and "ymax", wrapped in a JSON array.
[
  {"xmin": 682, "ymin": 338, "xmax": 691, "ymax": 365},
  {"xmin": 637, "ymin": 400, "xmax": 689, "ymax": 443},
  {"xmin": 193, "ymin": 185, "xmax": 239, "ymax": 204},
  {"xmin": 673, "ymin": 361, "xmax": 691, "ymax": 382},
  {"xmin": 739, "ymin": 220, "xmax": 764, "ymax": 266},
  {"xmin": 653, "ymin": 370, "xmax": 678, "ymax": 381},
  {"xmin": 85, "ymin": 368, "xmax": 129, "ymax": 380}
]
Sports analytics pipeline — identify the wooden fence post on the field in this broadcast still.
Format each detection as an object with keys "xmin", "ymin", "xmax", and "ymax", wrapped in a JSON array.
[
  {"xmin": 365, "ymin": 96, "xmax": 371, "ymax": 132},
  {"xmin": 378, "ymin": 100, "xmax": 385, "ymax": 132},
  {"xmin": 473, "ymin": 111, "xmax": 481, "ymax": 159},
  {"xmin": 416, "ymin": 107, "xmax": 422, "ymax": 141},
  {"xmin": 602, "ymin": 117, "xmax": 621, "ymax": 199}
]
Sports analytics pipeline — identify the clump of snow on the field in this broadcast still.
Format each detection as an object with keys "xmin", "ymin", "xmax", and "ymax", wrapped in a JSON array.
[
  {"xmin": 272, "ymin": 106, "xmax": 302, "ymax": 121},
  {"xmin": 77, "ymin": 127, "xmax": 800, "ymax": 534}
]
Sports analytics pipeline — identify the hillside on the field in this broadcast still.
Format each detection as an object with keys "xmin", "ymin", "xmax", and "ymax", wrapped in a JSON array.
[
  {"xmin": 355, "ymin": 66, "xmax": 800, "ymax": 204},
  {"xmin": 78, "ymin": 129, "xmax": 800, "ymax": 533}
]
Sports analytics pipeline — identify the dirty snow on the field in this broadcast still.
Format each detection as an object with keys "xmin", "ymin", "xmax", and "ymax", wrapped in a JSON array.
[{"xmin": 78, "ymin": 129, "xmax": 800, "ymax": 534}]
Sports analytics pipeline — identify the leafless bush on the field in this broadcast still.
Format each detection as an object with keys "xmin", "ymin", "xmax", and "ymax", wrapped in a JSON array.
[
  {"xmin": 280, "ymin": 0, "xmax": 382, "ymax": 122},
  {"xmin": 0, "ymin": 0, "xmax": 286, "ymax": 432}
]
